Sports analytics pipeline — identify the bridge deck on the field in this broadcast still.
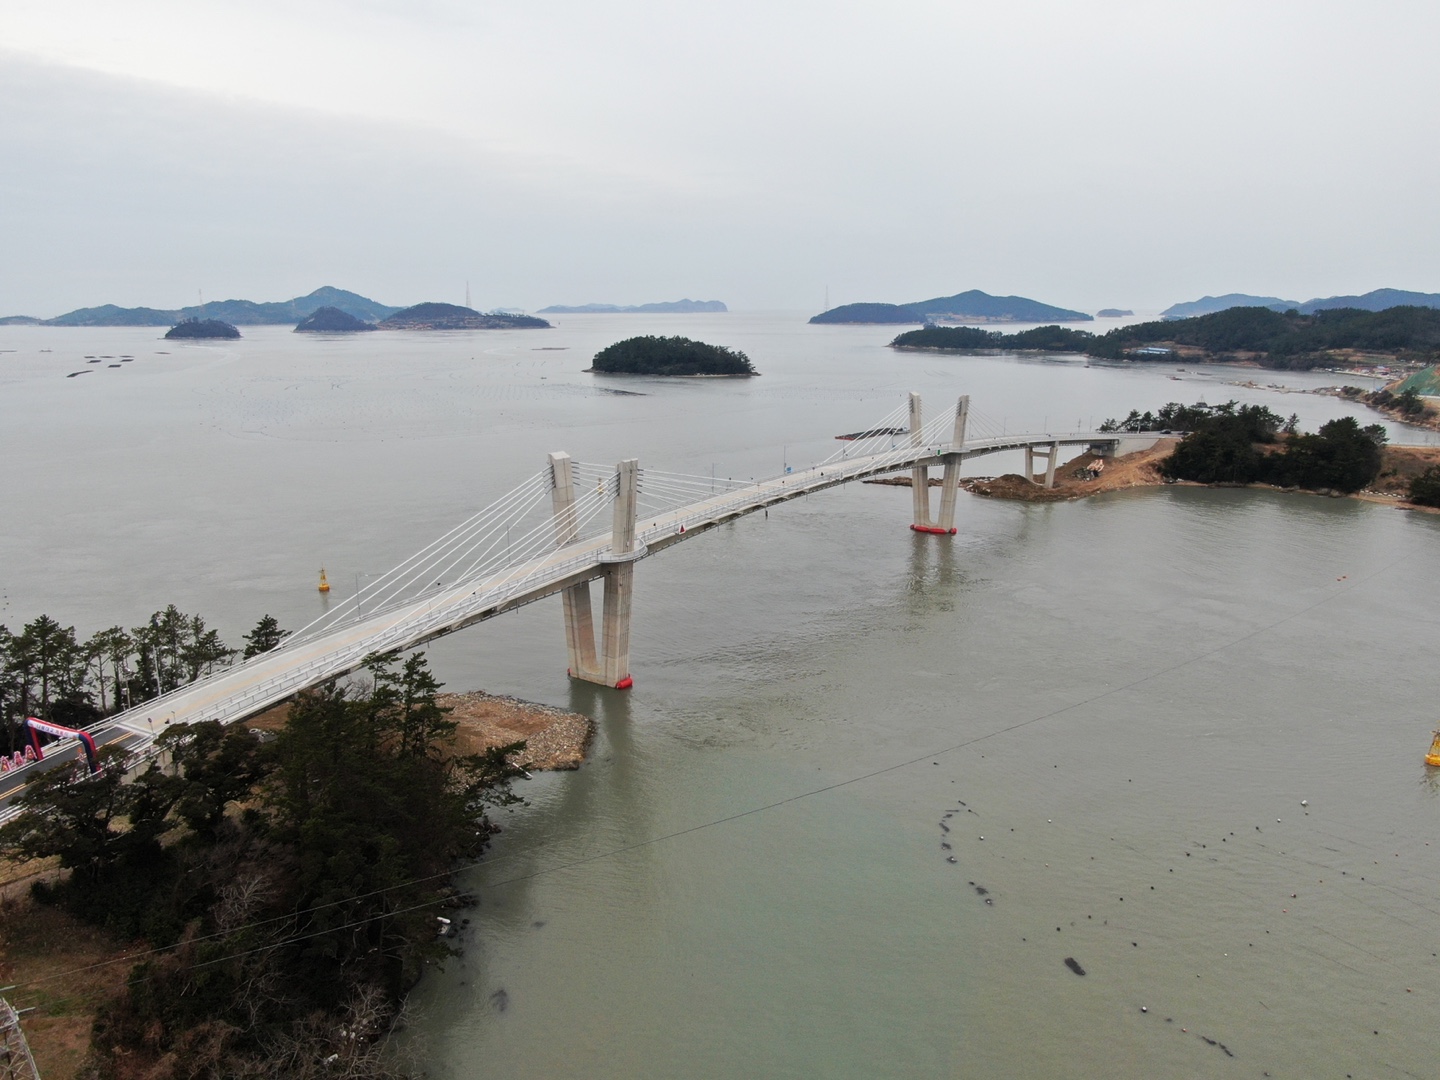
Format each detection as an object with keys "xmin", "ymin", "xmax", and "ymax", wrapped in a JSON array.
[{"xmin": 1, "ymin": 429, "xmax": 1159, "ymax": 809}]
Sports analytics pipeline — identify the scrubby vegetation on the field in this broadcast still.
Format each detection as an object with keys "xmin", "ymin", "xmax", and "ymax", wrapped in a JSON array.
[
  {"xmin": 589, "ymin": 335, "xmax": 757, "ymax": 376},
  {"xmin": 1098, "ymin": 400, "xmax": 1388, "ymax": 493},
  {"xmin": 1, "ymin": 652, "xmax": 527, "ymax": 1079},
  {"xmin": 1409, "ymin": 466, "xmax": 1440, "ymax": 507}
]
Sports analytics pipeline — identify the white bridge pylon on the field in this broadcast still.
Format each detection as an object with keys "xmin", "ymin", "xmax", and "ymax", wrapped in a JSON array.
[{"xmin": 90, "ymin": 393, "xmax": 1160, "ymax": 736}]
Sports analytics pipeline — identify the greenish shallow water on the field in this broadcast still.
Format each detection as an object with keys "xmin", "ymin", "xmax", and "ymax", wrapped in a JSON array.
[{"xmin": 2, "ymin": 316, "xmax": 1438, "ymax": 1078}]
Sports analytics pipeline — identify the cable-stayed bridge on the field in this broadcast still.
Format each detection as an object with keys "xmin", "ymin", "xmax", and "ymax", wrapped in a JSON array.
[{"xmin": 1, "ymin": 393, "xmax": 1166, "ymax": 808}]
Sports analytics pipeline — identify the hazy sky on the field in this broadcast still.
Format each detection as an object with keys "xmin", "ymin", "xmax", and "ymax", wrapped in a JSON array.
[{"xmin": 4, "ymin": 0, "xmax": 1438, "ymax": 315}]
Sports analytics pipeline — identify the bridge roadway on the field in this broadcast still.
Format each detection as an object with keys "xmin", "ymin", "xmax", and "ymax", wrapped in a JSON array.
[{"xmin": 0, "ymin": 429, "xmax": 1161, "ymax": 811}]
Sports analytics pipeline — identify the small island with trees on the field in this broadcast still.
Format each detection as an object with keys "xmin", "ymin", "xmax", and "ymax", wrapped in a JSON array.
[
  {"xmin": 588, "ymin": 335, "xmax": 758, "ymax": 376},
  {"xmin": 164, "ymin": 318, "xmax": 241, "ymax": 340},
  {"xmin": 377, "ymin": 303, "xmax": 550, "ymax": 330},
  {"xmin": 294, "ymin": 306, "xmax": 375, "ymax": 333}
]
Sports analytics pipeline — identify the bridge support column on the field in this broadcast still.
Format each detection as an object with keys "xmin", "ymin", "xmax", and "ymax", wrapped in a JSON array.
[
  {"xmin": 1023, "ymin": 442, "xmax": 1060, "ymax": 488},
  {"xmin": 549, "ymin": 454, "xmax": 639, "ymax": 690},
  {"xmin": 935, "ymin": 394, "xmax": 968, "ymax": 533},
  {"xmin": 907, "ymin": 392, "xmax": 935, "ymax": 531},
  {"xmin": 599, "ymin": 459, "xmax": 639, "ymax": 689},
  {"xmin": 549, "ymin": 452, "xmax": 600, "ymax": 681}
]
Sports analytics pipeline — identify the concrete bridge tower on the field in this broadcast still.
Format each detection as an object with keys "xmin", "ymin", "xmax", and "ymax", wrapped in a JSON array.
[
  {"xmin": 909, "ymin": 393, "xmax": 969, "ymax": 535},
  {"xmin": 548, "ymin": 453, "xmax": 639, "ymax": 690}
]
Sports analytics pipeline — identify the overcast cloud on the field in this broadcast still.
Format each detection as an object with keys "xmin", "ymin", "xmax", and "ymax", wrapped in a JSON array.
[{"xmin": 3, "ymin": 0, "xmax": 1438, "ymax": 315}]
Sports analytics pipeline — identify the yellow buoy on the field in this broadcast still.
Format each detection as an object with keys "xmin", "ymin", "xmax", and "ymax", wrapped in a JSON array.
[
  {"xmin": 318, "ymin": 567, "xmax": 331, "ymax": 593},
  {"xmin": 1426, "ymin": 730, "xmax": 1440, "ymax": 768}
]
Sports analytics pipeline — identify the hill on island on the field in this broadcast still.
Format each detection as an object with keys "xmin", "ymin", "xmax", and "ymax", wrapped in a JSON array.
[
  {"xmin": 165, "ymin": 318, "xmax": 240, "ymax": 340},
  {"xmin": 294, "ymin": 306, "xmax": 375, "ymax": 333},
  {"xmin": 378, "ymin": 303, "xmax": 550, "ymax": 330},
  {"xmin": 539, "ymin": 299, "xmax": 728, "ymax": 314},
  {"xmin": 1093, "ymin": 306, "xmax": 1440, "ymax": 367},
  {"xmin": 1163, "ymin": 288, "xmax": 1440, "ymax": 320},
  {"xmin": 0, "ymin": 315, "xmax": 42, "ymax": 325},
  {"xmin": 588, "ymin": 335, "xmax": 757, "ymax": 376},
  {"xmin": 811, "ymin": 289, "xmax": 1091, "ymax": 325},
  {"xmin": 890, "ymin": 305, "xmax": 1440, "ymax": 370},
  {"xmin": 44, "ymin": 286, "xmax": 399, "ymax": 327}
]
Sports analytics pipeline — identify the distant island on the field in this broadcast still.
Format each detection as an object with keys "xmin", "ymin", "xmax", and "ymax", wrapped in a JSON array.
[
  {"xmin": 889, "ymin": 304, "xmax": 1440, "ymax": 371},
  {"xmin": 377, "ymin": 303, "xmax": 550, "ymax": 331},
  {"xmin": 588, "ymin": 335, "xmax": 757, "ymax": 376},
  {"xmin": 892, "ymin": 325, "xmax": 1096, "ymax": 352},
  {"xmin": 1162, "ymin": 287, "xmax": 1440, "ymax": 320},
  {"xmin": 810, "ymin": 289, "xmax": 1092, "ymax": 325},
  {"xmin": 1096, "ymin": 308, "xmax": 1133, "ymax": 318},
  {"xmin": 0, "ymin": 315, "xmax": 41, "ymax": 325},
  {"xmin": 36, "ymin": 286, "xmax": 400, "ymax": 327},
  {"xmin": 165, "ymin": 318, "xmax": 241, "ymax": 340},
  {"xmin": 294, "ymin": 306, "xmax": 375, "ymax": 333},
  {"xmin": 539, "ymin": 299, "xmax": 727, "ymax": 314}
]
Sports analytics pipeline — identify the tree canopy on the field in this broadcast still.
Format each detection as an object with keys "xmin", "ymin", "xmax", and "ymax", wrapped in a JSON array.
[
  {"xmin": 590, "ymin": 335, "xmax": 758, "ymax": 376},
  {"xmin": 0, "ymin": 651, "xmax": 528, "ymax": 1079}
]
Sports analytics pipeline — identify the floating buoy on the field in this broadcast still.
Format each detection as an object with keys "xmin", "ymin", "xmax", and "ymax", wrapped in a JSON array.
[
  {"xmin": 1425, "ymin": 730, "xmax": 1440, "ymax": 768},
  {"xmin": 318, "ymin": 567, "xmax": 331, "ymax": 593}
]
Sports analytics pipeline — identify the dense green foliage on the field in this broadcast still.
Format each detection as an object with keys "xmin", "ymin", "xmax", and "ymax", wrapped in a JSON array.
[
  {"xmin": 0, "ymin": 652, "xmax": 528, "ymax": 1079},
  {"xmin": 590, "ymin": 335, "xmax": 758, "ymax": 376},
  {"xmin": 1409, "ymin": 466, "xmax": 1440, "ymax": 507},
  {"xmin": 165, "ymin": 319, "xmax": 241, "ymax": 340},
  {"xmin": 1365, "ymin": 386, "xmax": 1427, "ymax": 418},
  {"xmin": 1122, "ymin": 400, "xmax": 1389, "ymax": 492},
  {"xmin": 891, "ymin": 324, "xmax": 1096, "ymax": 351},
  {"xmin": 0, "ymin": 610, "xmax": 286, "ymax": 755},
  {"xmin": 1086, "ymin": 306, "xmax": 1440, "ymax": 366}
]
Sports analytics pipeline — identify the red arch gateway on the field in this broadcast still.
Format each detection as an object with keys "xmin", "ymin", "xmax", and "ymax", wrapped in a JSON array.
[{"xmin": 23, "ymin": 717, "xmax": 101, "ymax": 775}]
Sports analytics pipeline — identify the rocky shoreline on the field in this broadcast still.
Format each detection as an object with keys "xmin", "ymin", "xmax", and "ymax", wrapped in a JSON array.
[{"xmin": 865, "ymin": 440, "xmax": 1440, "ymax": 511}]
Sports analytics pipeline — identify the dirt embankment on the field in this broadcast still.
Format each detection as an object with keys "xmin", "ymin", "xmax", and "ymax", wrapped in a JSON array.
[
  {"xmin": 0, "ymin": 895, "xmax": 134, "ymax": 1080},
  {"xmin": 439, "ymin": 692, "xmax": 593, "ymax": 770},
  {"xmin": 247, "ymin": 691, "xmax": 594, "ymax": 771},
  {"xmin": 865, "ymin": 440, "xmax": 1178, "ymax": 503}
]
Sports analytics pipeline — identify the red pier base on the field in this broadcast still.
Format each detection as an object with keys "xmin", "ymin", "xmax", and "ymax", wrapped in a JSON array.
[{"xmin": 910, "ymin": 524, "xmax": 957, "ymax": 535}]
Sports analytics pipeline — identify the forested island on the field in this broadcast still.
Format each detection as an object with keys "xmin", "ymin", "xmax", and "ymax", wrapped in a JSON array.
[
  {"xmin": 588, "ymin": 335, "xmax": 758, "ymax": 376},
  {"xmin": 810, "ymin": 290, "xmax": 1092, "ymax": 325},
  {"xmin": 164, "ymin": 318, "xmax": 240, "ymax": 340},
  {"xmin": 1096, "ymin": 399, "xmax": 1440, "ymax": 505},
  {"xmin": 378, "ymin": 303, "xmax": 550, "ymax": 330},
  {"xmin": 294, "ymin": 306, "xmax": 375, "ymax": 333},
  {"xmin": 890, "ymin": 305, "xmax": 1440, "ymax": 371},
  {"xmin": 892, "ymin": 325, "xmax": 1096, "ymax": 352}
]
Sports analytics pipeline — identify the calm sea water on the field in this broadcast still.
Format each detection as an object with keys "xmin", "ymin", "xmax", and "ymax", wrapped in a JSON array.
[{"xmin": 3, "ymin": 314, "xmax": 1439, "ymax": 1078}]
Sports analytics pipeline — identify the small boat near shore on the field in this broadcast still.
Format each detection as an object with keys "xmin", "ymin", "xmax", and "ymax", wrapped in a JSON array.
[{"xmin": 1425, "ymin": 730, "xmax": 1440, "ymax": 767}]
